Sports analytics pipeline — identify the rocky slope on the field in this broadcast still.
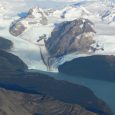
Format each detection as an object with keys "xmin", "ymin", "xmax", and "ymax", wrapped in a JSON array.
[
  {"xmin": 59, "ymin": 55, "xmax": 115, "ymax": 82},
  {"xmin": 0, "ymin": 50, "xmax": 27, "ymax": 73},
  {"xmin": 0, "ymin": 88, "xmax": 97, "ymax": 115},
  {"xmin": 28, "ymin": 7, "xmax": 48, "ymax": 25},
  {"xmin": 0, "ymin": 37, "xmax": 13, "ymax": 51},
  {"xmin": 46, "ymin": 18, "xmax": 96, "ymax": 58}
]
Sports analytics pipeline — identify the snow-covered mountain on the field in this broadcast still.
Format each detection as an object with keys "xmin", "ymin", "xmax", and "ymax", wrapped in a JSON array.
[
  {"xmin": 9, "ymin": 7, "xmax": 48, "ymax": 37},
  {"xmin": 102, "ymin": 7, "xmax": 115, "ymax": 24},
  {"xmin": 0, "ymin": 0, "xmax": 115, "ymax": 71},
  {"xmin": 53, "ymin": 6, "xmax": 91, "ymax": 20}
]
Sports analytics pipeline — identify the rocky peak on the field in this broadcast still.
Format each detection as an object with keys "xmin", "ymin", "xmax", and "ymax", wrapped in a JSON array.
[
  {"xmin": 27, "ymin": 6, "xmax": 48, "ymax": 25},
  {"xmin": 0, "ymin": 50, "xmax": 28, "ymax": 73},
  {"xmin": 45, "ymin": 18, "xmax": 96, "ymax": 58},
  {"xmin": 28, "ymin": 6, "xmax": 47, "ymax": 19}
]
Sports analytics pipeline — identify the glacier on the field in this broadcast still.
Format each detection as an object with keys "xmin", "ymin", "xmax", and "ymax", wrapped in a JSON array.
[{"xmin": 0, "ymin": 0, "xmax": 115, "ymax": 72}]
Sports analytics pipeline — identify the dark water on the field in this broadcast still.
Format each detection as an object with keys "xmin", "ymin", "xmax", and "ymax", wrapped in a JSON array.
[{"xmin": 37, "ymin": 71, "xmax": 115, "ymax": 115}]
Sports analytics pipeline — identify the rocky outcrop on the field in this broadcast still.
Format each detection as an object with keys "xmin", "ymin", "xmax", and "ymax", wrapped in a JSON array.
[
  {"xmin": 9, "ymin": 20, "xmax": 26, "ymax": 37},
  {"xmin": 0, "ymin": 50, "xmax": 27, "ymax": 73},
  {"xmin": 59, "ymin": 55, "xmax": 115, "ymax": 82},
  {"xmin": 0, "ymin": 37, "xmax": 13, "ymax": 51},
  {"xmin": 0, "ymin": 88, "xmax": 97, "ymax": 115},
  {"xmin": 45, "ymin": 18, "xmax": 96, "ymax": 57}
]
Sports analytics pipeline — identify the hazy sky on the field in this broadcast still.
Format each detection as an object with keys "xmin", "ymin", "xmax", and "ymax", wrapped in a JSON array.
[
  {"xmin": 24, "ymin": 0, "xmax": 115, "ymax": 9},
  {"xmin": 25, "ymin": 0, "xmax": 74, "ymax": 9}
]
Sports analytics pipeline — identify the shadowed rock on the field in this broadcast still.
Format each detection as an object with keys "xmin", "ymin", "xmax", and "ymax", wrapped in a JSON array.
[
  {"xmin": 59, "ymin": 55, "xmax": 115, "ymax": 82},
  {"xmin": 9, "ymin": 20, "xmax": 26, "ymax": 36},
  {"xmin": 0, "ymin": 37, "xmax": 13, "ymax": 51},
  {"xmin": 0, "ymin": 50, "xmax": 27, "ymax": 73},
  {"xmin": 0, "ymin": 88, "xmax": 97, "ymax": 115}
]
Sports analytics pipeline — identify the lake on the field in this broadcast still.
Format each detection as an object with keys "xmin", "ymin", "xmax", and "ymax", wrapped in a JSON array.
[{"xmin": 39, "ymin": 71, "xmax": 115, "ymax": 115}]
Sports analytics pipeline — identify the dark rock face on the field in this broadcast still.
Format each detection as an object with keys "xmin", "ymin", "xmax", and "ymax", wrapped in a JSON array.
[
  {"xmin": 0, "ymin": 37, "xmax": 13, "ymax": 50},
  {"xmin": 0, "ymin": 88, "xmax": 97, "ymax": 115},
  {"xmin": 45, "ymin": 18, "xmax": 96, "ymax": 57},
  {"xmin": 59, "ymin": 55, "xmax": 115, "ymax": 82},
  {"xmin": 0, "ymin": 50, "xmax": 27, "ymax": 73},
  {"xmin": 28, "ymin": 7, "xmax": 48, "ymax": 25}
]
